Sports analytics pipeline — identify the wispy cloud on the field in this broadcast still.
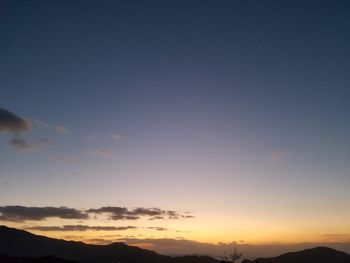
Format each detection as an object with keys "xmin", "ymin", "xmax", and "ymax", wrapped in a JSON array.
[
  {"xmin": 321, "ymin": 234, "xmax": 350, "ymax": 238},
  {"xmin": 0, "ymin": 206, "xmax": 88, "ymax": 222},
  {"xmin": 88, "ymin": 148, "xmax": 119, "ymax": 159},
  {"xmin": 56, "ymin": 125, "xmax": 69, "ymax": 134},
  {"xmin": 320, "ymin": 233, "xmax": 350, "ymax": 242},
  {"xmin": 147, "ymin": 227, "xmax": 168, "ymax": 231},
  {"xmin": 148, "ymin": 216, "xmax": 164, "ymax": 220},
  {"xmin": 181, "ymin": 215, "xmax": 195, "ymax": 219},
  {"xmin": 9, "ymin": 138, "xmax": 52, "ymax": 151},
  {"xmin": 26, "ymin": 225, "xmax": 137, "ymax": 232},
  {"xmin": 0, "ymin": 108, "xmax": 30, "ymax": 134},
  {"xmin": 56, "ymin": 155, "xmax": 77, "ymax": 163},
  {"xmin": 112, "ymin": 133, "xmax": 122, "ymax": 141},
  {"xmin": 270, "ymin": 151, "xmax": 287, "ymax": 161},
  {"xmin": 28, "ymin": 119, "xmax": 49, "ymax": 129}
]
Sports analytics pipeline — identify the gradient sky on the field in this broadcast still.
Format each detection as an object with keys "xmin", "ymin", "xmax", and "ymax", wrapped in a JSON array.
[{"xmin": 1, "ymin": 0, "xmax": 350, "ymax": 255}]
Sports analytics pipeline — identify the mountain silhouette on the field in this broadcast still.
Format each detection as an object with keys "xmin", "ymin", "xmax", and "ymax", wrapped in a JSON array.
[
  {"xmin": 0, "ymin": 254, "xmax": 79, "ymax": 263},
  {"xmin": 242, "ymin": 247, "xmax": 350, "ymax": 263},
  {"xmin": 0, "ymin": 226, "xmax": 218, "ymax": 263}
]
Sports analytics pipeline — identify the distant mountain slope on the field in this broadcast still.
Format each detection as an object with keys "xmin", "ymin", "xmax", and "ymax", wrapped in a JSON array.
[
  {"xmin": 242, "ymin": 247, "xmax": 350, "ymax": 263},
  {"xmin": 0, "ymin": 226, "xmax": 218, "ymax": 263}
]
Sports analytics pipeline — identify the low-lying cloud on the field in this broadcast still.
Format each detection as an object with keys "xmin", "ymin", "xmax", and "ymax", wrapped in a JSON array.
[
  {"xmin": 0, "ymin": 206, "xmax": 88, "ymax": 222},
  {"xmin": 9, "ymin": 138, "xmax": 52, "ymax": 151},
  {"xmin": 0, "ymin": 108, "xmax": 30, "ymax": 133}
]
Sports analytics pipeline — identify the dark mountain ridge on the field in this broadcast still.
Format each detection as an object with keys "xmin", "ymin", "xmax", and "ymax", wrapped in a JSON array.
[
  {"xmin": 2, "ymin": 226, "xmax": 350, "ymax": 263},
  {"xmin": 0, "ymin": 254, "xmax": 79, "ymax": 263},
  {"xmin": 0, "ymin": 226, "xmax": 218, "ymax": 263},
  {"xmin": 242, "ymin": 246, "xmax": 350, "ymax": 263}
]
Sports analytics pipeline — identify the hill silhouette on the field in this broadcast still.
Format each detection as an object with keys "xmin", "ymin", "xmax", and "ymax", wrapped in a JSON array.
[
  {"xmin": 2, "ymin": 226, "xmax": 350, "ymax": 263},
  {"xmin": 0, "ymin": 226, "xmax": 218, "ymax": 263},
  {"xmin": 242, "ymin": 247, "xmax": 350, "ymax": 263},
  {"xmin": 0, "ymin": 254, "xmax": 79, "ymax": 263}
]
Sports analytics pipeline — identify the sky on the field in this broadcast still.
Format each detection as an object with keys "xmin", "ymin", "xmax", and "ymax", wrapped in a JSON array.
[{"xmin": 1, "ymin": 0, "xmax": 350, "ymax": 258}]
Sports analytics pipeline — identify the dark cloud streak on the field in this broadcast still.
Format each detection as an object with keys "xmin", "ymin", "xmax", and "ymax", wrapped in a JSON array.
[
  {"xmin": 0, "ymin": 108, "xmax": 30, "ymax": 133},
  {"xmin": 147, "ymin": 227, "xmax": 168, "ymax": 231},
  {"xmin": 9, "ymin": 138, "xmax": 52, "ymax": 151},
  {"xmin": 88, "ymin": 207, "xmax": 193, "ymax": 221},
  {"xmin": 0, "ymin": 206, "xmax": 88, "ymax": 222},
  {"xmin": 0, "ymin": 205, "xmax": 194, "ymax": 222},
  {"xmin": 26, "ymin": 225, "xmax": 137, "ymax": 232},
  {"xmin": 87, "ymin": 207, "xmax": 140, "ymax": 220},
  {"xmin": 148, "ymin": 216, "xmax": 164, "ymax": 220}
]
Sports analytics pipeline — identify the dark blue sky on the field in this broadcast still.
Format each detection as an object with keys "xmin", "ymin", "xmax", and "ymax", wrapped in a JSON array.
[
  {"xmin": 2, "ymin": 1, "xmax": 350, "ymax": 137},
  {"xmin": 1, "ymin": 0, "xmax": 350, "ymax": 244}
]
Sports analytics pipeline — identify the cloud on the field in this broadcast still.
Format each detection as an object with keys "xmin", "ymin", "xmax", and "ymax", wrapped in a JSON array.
[
  {"xmin": 270, "ymin": 151, "xmax": 287, "ymax": 161},
  {"xmin": 88, "ymin": 207, "xmax": 193, "ymax": 221},
  {"xmin": 87, "ymin": 207, "xmax": 139, "ymax": 220},
  {"xmin": 26, "ymin": 225, "xmax": 137, "ymax": 232},
  {"xmin": 132, "ymin": 208, "xmax": 165, "ymax": 216},
  {"xmin": 167, "ymin": 210, "xmax": 181, "ymax": 219},
  {"xmin": 0, "ymin": 108, "xmax": 30, "ymax": 133},
  {"xmin": 147, "ymin": 227, "xmax": 168, "ymax": 231},
  {"xmin": 56, "ymin": 125, "xmax": 69, "ymax": 134},
  {"xmin": 112, "ymin": 133, "xmax": 122, "ymax": 140},
  {"xmin": 9, "ymin": 138, "xmax": 52, "ymax": 151},
  {"xmin": 88, "ymin": 148, "xmax": 119, "ymax": 159},
  {"xmin": 0, "ymin": 206, "xmax": 88, "ymax": 222},
  {"xmin": 148, "ymin": 216, "xmax": 165, "ymax": 220},
  {"xmin": 0, "ymin": 205, "xmax": 193, "ymax": 224},
  {"xmin": 112, "ymin": 226, "xmax": 137, "ymax": 231},
  {"xmin": 9, "ymin": 138, "xmax": 31, "ymax": 150},
  {"xmin": 56, "ymin": 155, "xmax": 77, "ymax": 163},
  {"xmin": 320, "ymin": 233, "xmax": 350, "ymax": 242},
  {"xmin": 28, "ymin": 119, "xmax": 49, "ymax": 129},
  {"xmin": 181, "ymin": 215, "xmax": 195, "ymax": 219},
  {"xmin": 321, "ymin": 234, "xmax": 350, "ymax": 238}
]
